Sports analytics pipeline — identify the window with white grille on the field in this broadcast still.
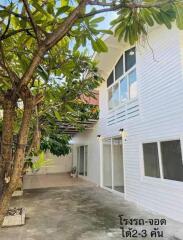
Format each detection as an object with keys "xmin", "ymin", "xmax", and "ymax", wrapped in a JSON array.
[{"xmin": 107, "ymin": 47, "xmax": 137, "ymax": 110}]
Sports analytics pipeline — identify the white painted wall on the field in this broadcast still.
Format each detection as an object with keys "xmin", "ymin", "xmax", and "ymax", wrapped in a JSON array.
[
  {"xmin": 72, "ymin": 124, "xmax": 100, "ymax": 185},
  {"xmin": 72, "ymin": 25, "xmax": 183, "ymax": 223}
]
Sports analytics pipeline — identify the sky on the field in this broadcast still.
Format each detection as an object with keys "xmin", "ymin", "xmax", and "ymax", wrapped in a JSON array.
[{"xmin": 99, "ymin": 12, "xmax": 116, "ymax": 29}]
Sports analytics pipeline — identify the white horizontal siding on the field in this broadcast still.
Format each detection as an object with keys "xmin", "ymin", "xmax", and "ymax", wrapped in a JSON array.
[
  {"xmin": 124, "ymin": 26, "xmax": 183, "ymax": 223},
  {"xmin": 72, "ymin": 25, "xmax": 183, "ymax": 223},
  {"xmin": 98, "ymin": 25, "xmax": 183, "ymax": 223}
]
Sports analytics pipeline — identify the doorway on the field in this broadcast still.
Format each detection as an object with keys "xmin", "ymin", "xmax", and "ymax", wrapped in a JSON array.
[
  {"xmin": 77, "ymin": 145, "xmax": 88, "ymax": 176},
  {"xmin": 102, "ymin": 137, "xmax": 124, "ymax": 193}
]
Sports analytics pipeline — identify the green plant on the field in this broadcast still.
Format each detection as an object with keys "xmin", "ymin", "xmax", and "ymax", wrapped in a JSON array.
[{"xmin": 24, "ymin": 151, "xmax": 52, "ymax": 173}]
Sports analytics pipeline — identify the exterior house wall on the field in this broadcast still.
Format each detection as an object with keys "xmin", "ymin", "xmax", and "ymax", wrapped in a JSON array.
[{"xmin": 72, "ymin": 25, "xmax": 183, "ymax": 223}]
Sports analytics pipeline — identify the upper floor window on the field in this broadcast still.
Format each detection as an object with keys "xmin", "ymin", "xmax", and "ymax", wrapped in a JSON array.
[{"xmin": 107, "ymin": 47, "xmax": 137, "ymax": 110}]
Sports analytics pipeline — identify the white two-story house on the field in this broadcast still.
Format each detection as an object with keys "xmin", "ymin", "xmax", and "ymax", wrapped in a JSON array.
[{"xmin": 71, "ymin": 24, "xmax": 183, "ymax": 223}]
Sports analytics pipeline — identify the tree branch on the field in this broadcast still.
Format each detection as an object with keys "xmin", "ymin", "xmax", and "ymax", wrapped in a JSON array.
[
  {"xmin": 88, "ymin": 0, "xmax": 119, "ymax": 7},
  {"xmin": 22, "ymin": 0, "xmax": 40, "ymax": 43},
  {"xmin": 88, "ymin": 0, "xmax": 174, "ymax": 8},
  {"xmin": 0, "ymin": 94, "xmax": 4, "ymax": 104},
  {"xmin": 85, "ymin": 0, "xmax": 175, "ymax": 17},
  {"xmin": 0, "ymin": 28, "xmax": 33, "ymax": 41},
  {"xmin": 34, "ymin": 93, "xmax": 44, "ymax": 106},
  {"xmin": 15, "ymin": 0, "xmax": 88, "ymax": 94},
  {"xmin": 0, "ymin": 15, "xmax": 11, "ymax": 41},
  {"xmin": 0, "ymin": 43, "xmax": 20, "ymax": 84}
]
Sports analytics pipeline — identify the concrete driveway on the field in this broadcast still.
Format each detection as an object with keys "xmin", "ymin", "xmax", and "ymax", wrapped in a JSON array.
[{"xmin": 0, "ymin": 176, "xmax": 183, "ymax": 240}]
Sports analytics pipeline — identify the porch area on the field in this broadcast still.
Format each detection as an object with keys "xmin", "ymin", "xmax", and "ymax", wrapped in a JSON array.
[{"xmin": 0, "ymin": 175, "xmax": 183, "ymax": 240}]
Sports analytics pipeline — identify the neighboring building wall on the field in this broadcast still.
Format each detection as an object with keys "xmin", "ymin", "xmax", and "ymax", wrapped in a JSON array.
[
  {"xmin": 72, "ymin": 25, "xmax": 183, "ymax": 223},
  {"xmin": 28, "ymin": 151, "xmax": 73, "ymax": 175}
]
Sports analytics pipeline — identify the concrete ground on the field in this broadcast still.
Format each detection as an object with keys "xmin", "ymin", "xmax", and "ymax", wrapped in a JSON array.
[
  {"xmin": 23, "ymin": 173, "xmax": 95, "ymax": 189},
  {"xmin": 0, "ymin": 175, "xmax": 183, "ymax": 240}
]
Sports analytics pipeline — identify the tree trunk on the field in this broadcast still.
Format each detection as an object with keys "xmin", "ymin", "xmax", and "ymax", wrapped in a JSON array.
[
  {"xmin": 27, "ymin": 105, "xmax": 41, "ymax": 156},
  {"xmin": 0, "ymin": 96, "xmax": 34, "ymax": 226},
  {"xmin": 0, "ymin": 93, "xmax": 16, "ymax": 196}
]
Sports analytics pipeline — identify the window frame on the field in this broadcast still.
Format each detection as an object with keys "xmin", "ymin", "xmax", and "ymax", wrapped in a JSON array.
[
  {"xmin": 107, "ymin": 47, "xmax": 137, "ymax": 111},
  {"xmin": 141, "ymin": 137, "xmax": 183, "ymax": 186}
]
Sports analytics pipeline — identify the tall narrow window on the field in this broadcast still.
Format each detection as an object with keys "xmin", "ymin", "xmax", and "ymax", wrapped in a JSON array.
[
  {"xmin": 77, "ymin": 146, "xmax": 88, "ymax": 177},
  {"xmin": 115, "ymin": 55, "xmax": 124, "ymax": 80},
  {"xmin": 107, "ymin": 71, "xmax": 114, "ymax": 87},
  {"xmin": 120, "ymin": 77, "xmax": 128, "ymax": 102},
  {"xmin": 161, "ymin": 140, "xmax": 183, "ymax": 182},
  {"xmin": 84, "ymin": 146, "xmax": 88, "ymax": 176},
  {"xmin": 79, "ymin": 146, "xmax": 84, "ymax": 175},
  {"xmin": 112, "ymin": 83, "xmax": 119, "ymax": 106},
  {"xmin": 129, "ymin": 69, "xmax": 137, "ymax": 99},
  {"xmin": 108, "ymin": 88, "xmax": 113, "ymax": 110},
  {"xmin": 125, "ymin": 47, "xmax": 136, "ymax": 72},
  {"xmin": 143, "ymin": 143, "xmax": 160, "ymax": 178}
]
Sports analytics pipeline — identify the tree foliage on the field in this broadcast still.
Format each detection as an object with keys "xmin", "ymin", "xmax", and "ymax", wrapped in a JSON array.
[
  {"xmin": 110, "ymin": 1, "xmax": 183, "ymax": 44},
  {"xmin": 40, "ymin": 134, "xmax": 71, "ymax": 156},
  {"xmin": 0, "ymin": 0, "xmax": 183, "ymax": 225}
]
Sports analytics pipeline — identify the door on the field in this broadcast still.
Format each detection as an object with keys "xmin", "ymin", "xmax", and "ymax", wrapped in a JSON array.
[
  {"xmin": 102, "ymin": 137, "xmax": 124, "ymax": 193},
  {"xmin": 113, "ymin": 137, "xmax": 124, "ymax": 193},
  {"xmin": 103, "ymin": 138, "xmax": 112, "ymax": 189},
  {"xmin": 77, "ymin": 145, "xmax": 88, "ymax": 176}
]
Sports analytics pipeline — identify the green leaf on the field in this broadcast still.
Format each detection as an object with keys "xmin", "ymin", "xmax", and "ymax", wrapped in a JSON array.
[
  {"xmin": 95, "ymin": 38, "xmax": 108, "ymax": 52},
  {"xmin": 90, "ymin": 16, "xmax": 105, "ymax": 24},
  {"xmin": 91, "ymin": 39, "xmax": 100, "ymax": 52},
  {"xmin": 61, "ymin": 0, "xmax": 69, "ymax": 7},
  {"xmin": 151, "ymin": 9, "xmax": 163, "ymax": 25},
  {"xmin": 174, "ymin": 3, "xmax": 183, "ymax": 30},
  {"xmin": 0, "ymin": 10, "xmax": 10, "ymax": 18},
  {"xmin": 17, "ymin": 54, "xmax": 29, "ymax": 72},
  {"xmin": 54, "ymin": 111, "xmax": 62, "ymax": 121},
  {"xmin": 47, "ymin": 3, "xmax": 54, "ymax": 15},
  {"xmin": 56, "ymin": 6, "xmax": 70, "ymax": 16},
  {"xmin": 100, "ymin": 29, "xmax": 113, "ymax": 35},
  {"xmin": 141, "ymin": 9, "xmax": 154, "ymax": 27},
  {"xmin": 65, "ymin": 104, "xmax": 74, "ymax": 112},
  {"xmin": 32, "ymin": 1, "xmax": 49, "ymax": 16},
  {"xmin": 124, "ymin": 27, "xmax": 129, "ymax": 43},
  {"xmin": 160, "ymin": 10, "xmax": 172, "ymax": 29},
  {"xmin": 32, "ymin": 152, "xmax": 52, "ymax": 171},
  {"xmin": 37, "ymin": 65, "xmax": 49, "ymax": 81}
]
